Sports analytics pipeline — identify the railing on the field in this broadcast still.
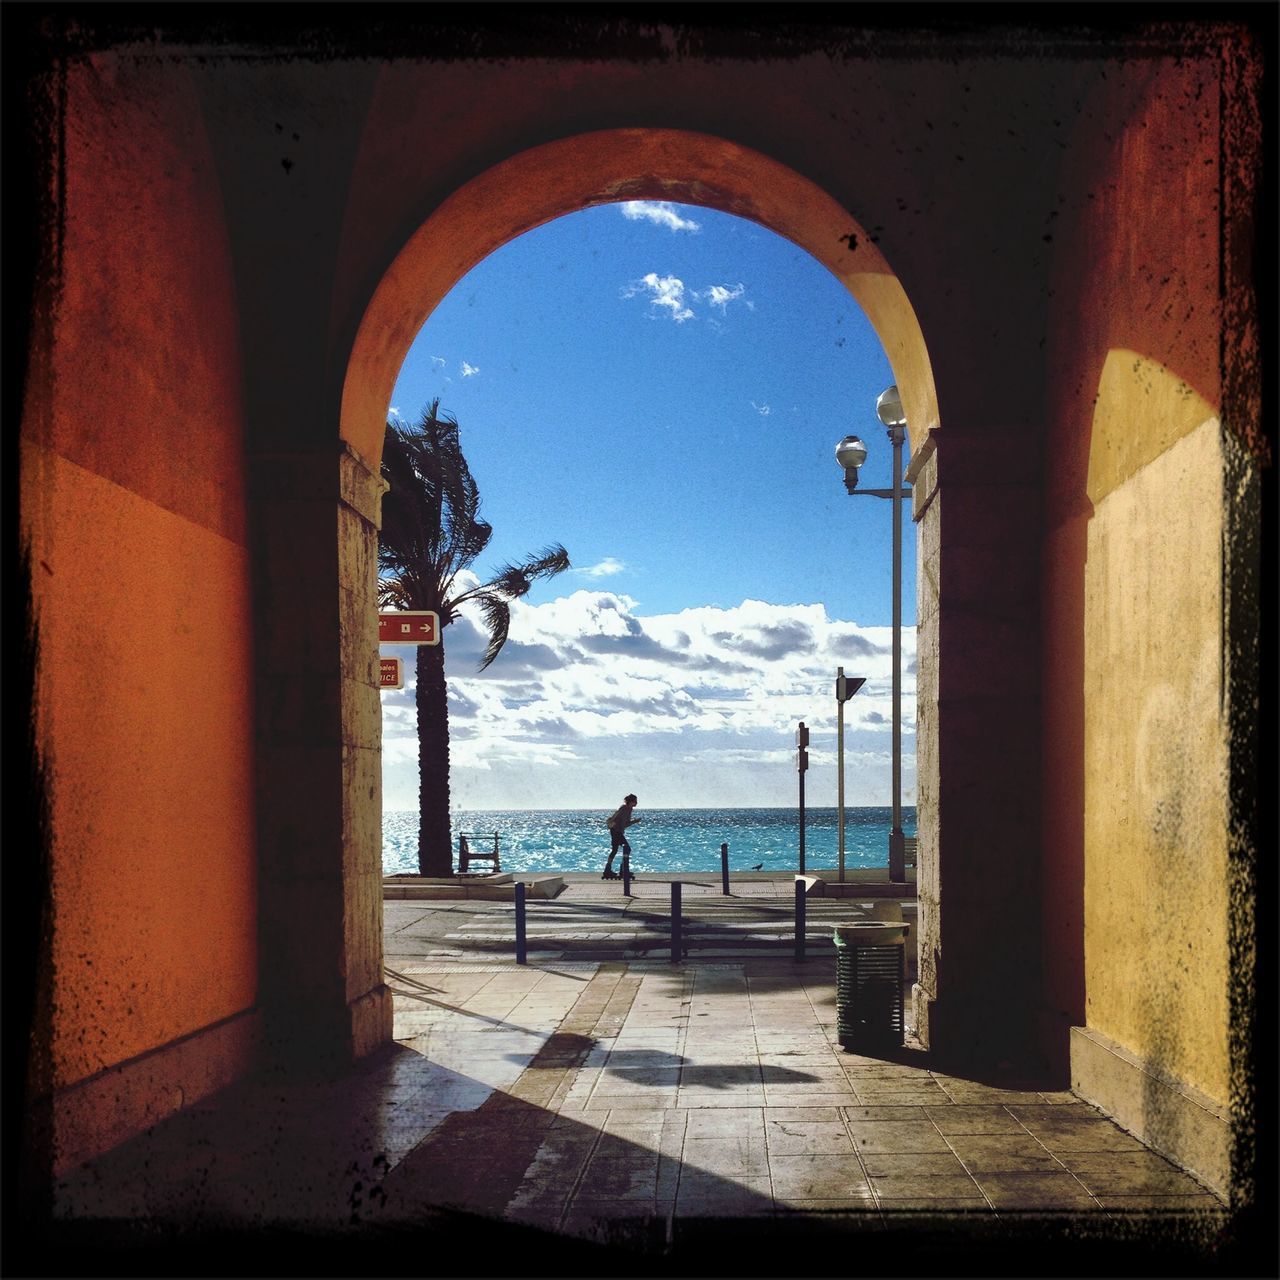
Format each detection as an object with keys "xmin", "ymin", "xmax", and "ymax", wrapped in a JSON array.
[{"xmin": 512, "ymin": 875, "xmax": 831, "ymax": 965}]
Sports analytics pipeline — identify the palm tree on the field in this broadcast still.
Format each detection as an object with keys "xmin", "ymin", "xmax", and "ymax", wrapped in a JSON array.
[{"xmin": 378, "ymin": 401, "xmax": 570, "ymax": 875}]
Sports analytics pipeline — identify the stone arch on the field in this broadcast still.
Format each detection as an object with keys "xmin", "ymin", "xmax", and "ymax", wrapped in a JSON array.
[
  {"xmin": 340, "ymin": 127, "xmax": 938, "ymax": 468},
  {"xmin": 331, "ymin": 126, "xmax": 941, "ymax": 1072}
]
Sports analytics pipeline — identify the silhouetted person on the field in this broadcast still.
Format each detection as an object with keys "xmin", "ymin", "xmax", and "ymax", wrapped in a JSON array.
[{"xmin": 602, "ymin": 794, "xmax": 641, "ymax": 879}]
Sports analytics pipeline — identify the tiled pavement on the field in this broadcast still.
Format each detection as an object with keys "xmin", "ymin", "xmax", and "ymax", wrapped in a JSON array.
[{"xmin": 37, "ymin": 880, "xmax": 1239, "ymax": 1274}]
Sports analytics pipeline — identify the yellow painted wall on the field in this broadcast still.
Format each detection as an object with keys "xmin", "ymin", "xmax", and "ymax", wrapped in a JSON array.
[
  {"xmin": 1083, "ymin": 354, "xmax": 1229, "ymax": 1103},
  {"xmin": 1040, "ymin": 53, "xmax": 1236, "ymax": 1109}
]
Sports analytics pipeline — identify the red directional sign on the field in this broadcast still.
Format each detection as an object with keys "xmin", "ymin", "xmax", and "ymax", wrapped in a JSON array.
[
  {"xmin": 378, "ymin": 610, "xmax": 440, "ymax": 645},
  {"xmin": 379, "ymin": 657, "xmax": 404, "ymax": 689}
]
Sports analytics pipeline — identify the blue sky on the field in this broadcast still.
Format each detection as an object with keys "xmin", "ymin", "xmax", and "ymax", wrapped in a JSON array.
[{"xmin": 381, "ymin": 201, "xmax": 917, "ymax": 811}]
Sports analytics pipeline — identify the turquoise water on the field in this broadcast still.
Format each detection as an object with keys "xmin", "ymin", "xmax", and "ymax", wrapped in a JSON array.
[{"xmin": 382, "ymin": 807, "xmax": 916, "ymax": 875}]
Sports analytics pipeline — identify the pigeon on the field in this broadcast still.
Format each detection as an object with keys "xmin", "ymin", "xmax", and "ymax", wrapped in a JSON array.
[{"xmin": 750, "ymin": 863, "xmax": 764, "ymax": 871}]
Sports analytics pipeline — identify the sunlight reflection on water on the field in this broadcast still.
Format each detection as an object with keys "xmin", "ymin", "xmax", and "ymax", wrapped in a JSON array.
[{"xmin": 382, "ymin": 807, "xmax": 916, "ymax": 875}]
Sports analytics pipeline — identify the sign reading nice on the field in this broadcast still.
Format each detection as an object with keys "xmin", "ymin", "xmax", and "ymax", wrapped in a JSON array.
[{"xmin": 378, "ymin": 610, "xmax": 440, "ymax": 690}]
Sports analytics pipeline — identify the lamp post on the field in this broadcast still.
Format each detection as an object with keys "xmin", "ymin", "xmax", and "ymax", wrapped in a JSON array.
[{"xmin": 835, "ymin": 385, "xmax": 912, "ymax": 884}]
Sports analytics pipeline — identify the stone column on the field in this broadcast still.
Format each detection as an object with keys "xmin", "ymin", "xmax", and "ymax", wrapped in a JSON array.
[
  {"xmin": 908, "ymin": 426, "xmax": 1046, "ymax": 1073},
  {"xmin": 248, "ymin": 442, "xmax": 392, "ymax": 1073}
]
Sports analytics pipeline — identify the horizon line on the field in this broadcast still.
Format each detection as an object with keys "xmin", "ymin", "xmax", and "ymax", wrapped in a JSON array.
[{"xmin": 384, "ymin": 804, "xmax": 919, "ymax": 813}]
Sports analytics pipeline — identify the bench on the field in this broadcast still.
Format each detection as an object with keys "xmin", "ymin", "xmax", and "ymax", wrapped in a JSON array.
[{"xmin": 458, "ymin": 832, "xmax": 501, "ymax": 874}]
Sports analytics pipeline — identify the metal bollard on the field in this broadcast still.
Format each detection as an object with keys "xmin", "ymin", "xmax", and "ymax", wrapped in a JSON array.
[
  {"xmin": 621, "ymin": 851, "xmax": 632, "ymax": 897},
  {"xmin": 515, "ymin": 881, "xmax": 527, "ymax": 965},
  {"xmin": 720, "ymin": 842, "xmax": 730, "ymax": 895},
  {"xmin": 671, "ymin": 881, "xmax": 682, "ymax": 963},
  {"xmin": 794, "ymin": 878, "xmax": 806, "ymax": 962}
]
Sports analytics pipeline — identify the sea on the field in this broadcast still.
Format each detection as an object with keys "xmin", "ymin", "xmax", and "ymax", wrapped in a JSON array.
[{"xmin": 382, "ymin": 807, "xmax": 917, "ymax": 876}]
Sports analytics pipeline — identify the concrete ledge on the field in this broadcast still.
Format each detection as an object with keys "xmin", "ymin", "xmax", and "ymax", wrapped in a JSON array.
[
  {"xmin": 48, "ymin": 1008, "xmax": 259, "ymax": 1177},
  {"xmin": 1070, "ymin": 1025, "xmax": 1229, "ymax": 1201},
  {"xmin": 809, "ymin": 877, "xmax": 917, "ymax": 899},
  {"xmin": 383, "ymin": 874, "xmax": 563, "ymax": 900}
]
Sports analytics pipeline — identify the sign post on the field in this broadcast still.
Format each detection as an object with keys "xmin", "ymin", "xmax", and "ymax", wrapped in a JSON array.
[
  {"xmin": 796, "ymin": 721, "xmax": 809, "ymax": 874},
  {"xmin": 379, "ymin": 657, "xmax": 404, "ymax": 689},
  {"xmin": 378, "ymin": 611, "xmax": 440, "ymax": 646},
  {"xmin": 835, "ymin": 668, "xmax": 866, "ymax": 883}
]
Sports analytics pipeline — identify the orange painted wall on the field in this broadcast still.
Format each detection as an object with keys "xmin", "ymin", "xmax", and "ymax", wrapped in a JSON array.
[{"xmin": 22, "ymin": 55, "xmax": 256, "ymax": 1089}]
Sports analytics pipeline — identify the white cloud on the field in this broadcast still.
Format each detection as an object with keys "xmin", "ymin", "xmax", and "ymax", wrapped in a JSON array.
[
  {"xmin": 619, "ymin": 201, "xmax": 701, "ymax": 233},
  {"xmin": 461, "ymin": 361, "xmax": 480, "ymax": 377},
  {"xmin": 574, "ymin": 557, "xmax": 627, "ymax": 579},
  {"xmin": 699, "ymin": 283, "xmax": 747, "ymax": 311},
  {"xmin": 430, "ymin": 355, "xmax": 446, "ymax": 370},
  {"xmin": 622, "ymin": 273, "xmax": 694, "ymax": 323},
  {"xmin": 381, "ymin": 588, "xmax": 917, "ymax": 809},
  {"xmin": 751, "ymin": 401, "xmax": 771, "ymax": 416}
]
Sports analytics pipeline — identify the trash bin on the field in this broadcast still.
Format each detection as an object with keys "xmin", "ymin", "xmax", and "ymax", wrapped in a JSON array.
[{"xmin": 833, "ymin": 921, "xmax": 906, "ymax": 1051}]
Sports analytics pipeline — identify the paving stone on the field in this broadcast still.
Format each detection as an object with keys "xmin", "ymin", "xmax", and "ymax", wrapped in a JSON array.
[
  {"xmin": 940, "ymin": 1088, "xmax": 1050, "ymax": 1106},
  {"xmin": 765, "ymin": 1121, "xmax": 856, "ymax": 1156},
  {"xmin": 599, "ymin": 1066, "xmax": 682, "ymax": 1087},
  {"xmin": 675, "ymin": 1171, "xmax": 775, "ymax": 1213},
  {"xmin": 943, "ymin": 1133, "xmax": 1064, "ymax": 1172},
  {"xmin": 971, "ymin": 1172, "xmax": 1099, "ymax": 1209},
  {"xmin": 583, "ymin": 1092, "xmax": 675, "ymax": 1110},
  {"xmin": 578, "ymin": 1155, "xmax": 661, "ymax": 1199},
  {"xmin": 593, "ymin": 1130, "xmax": 663, "ymax": 1159},
  {"xmin": 869, "ymin": 1173, "xmax": 986, "ymax": 1201},
  {"xmin": 678, "ymin": 1090, "xmax": 768, "ymax": 1108},
  {"xmin": 681, "ymin": 1135, "xmax": 771, "ymax": 1176},
  {"xmin": 847, "ymin": 1072, "xmax": 943, "ymax": 1089},
  {"xmin": 560, "ymin": 1199, "xmax": 670, "ymax": 1241},
  {"xmin": 925, "ymin": 1105, "xmax": 1025, "ymax": 1134},
  {"xmin": 599, "ymin": 1111, "xmax": 665, "ymax": 1134},
  {"xmin": 875, "ymin": 1198, "xmax": 992, "ymax": 1213},
  {"xmin": 1095, "ymin": 1194, "xmax": 1227, "ymax": 1212},
  {"xmin": 1006, "ymin": 1102, "xmax": 1099, "ymax": 1123},
  {"xmin": 680, "ymin": 1064, "xmax": 763, "ymax": 1087},
  {"xmin": 846, "ymin": 1121, "xmax": 953, "ymax": 1154},
  {"xmin": 860, "ymin": 1152, "xmax": 971, "ymax": 1178},
  {"xmin": 766, "ymin": 1106, "xmax": 845, "ymax": 1123},
  {"xmin": 763, "ymin": 1064, "xmax": 852, "ymax": 1083},
  {"xmin": 683, "ymin": 1108, "xmax": 766, "ymax": 1138},
  {"xmin": 1015, "ymin": 1120, "xmax": 1147, "ymax": 1152},
  {"xmin": 853, "ymin": 1089, "xmax": 955, "ymax": 1107},
  {"xmin": 1054, "ymin": 1151, "xmax": 1212, "ymax": 1194},
  {"xmin": 772, "ymin": 1196, "xmax": 880, "ymax": 1214},
  {"xmin": 766, "ymin": 1095, "xmax": 863, "ymax": 1113},
  {"xmin": 768, "ymin": 1153, "xmax": 874, "ymax": 1199},
  {"xmin": 841, "ymin": 1105, "xmax": 929, "ymax": 1122}
]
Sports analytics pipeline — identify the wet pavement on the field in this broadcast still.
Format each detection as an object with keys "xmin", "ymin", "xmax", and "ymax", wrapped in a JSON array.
[{"xmin": 29, "ymin": 876, "xmax": 1241, "ymax": 1276}]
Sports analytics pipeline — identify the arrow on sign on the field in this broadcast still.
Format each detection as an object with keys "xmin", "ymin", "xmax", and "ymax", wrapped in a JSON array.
[{"xmin": 378, "ymin": 611, "xmax": 440, "ymax": 645}]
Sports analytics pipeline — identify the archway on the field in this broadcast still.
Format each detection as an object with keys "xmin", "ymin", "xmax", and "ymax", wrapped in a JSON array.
[
  {"xmin": 341, "ymin": 129, "xmax": 937, "ymax": 469},
  {"xmin": 336, "ymin": 127, "xmax": 940, "ymax": 1060}
]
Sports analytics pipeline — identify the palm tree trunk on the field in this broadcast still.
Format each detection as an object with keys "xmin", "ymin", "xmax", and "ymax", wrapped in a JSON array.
[{"xmin": 415, "ymin": 640, "xmax": 453, "ymax": 875}]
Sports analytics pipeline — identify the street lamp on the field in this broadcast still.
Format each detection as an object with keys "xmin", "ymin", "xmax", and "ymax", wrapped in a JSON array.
[{"xmin": 835, "ymin": 385, "xmax": 912, "ymax": 883}]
